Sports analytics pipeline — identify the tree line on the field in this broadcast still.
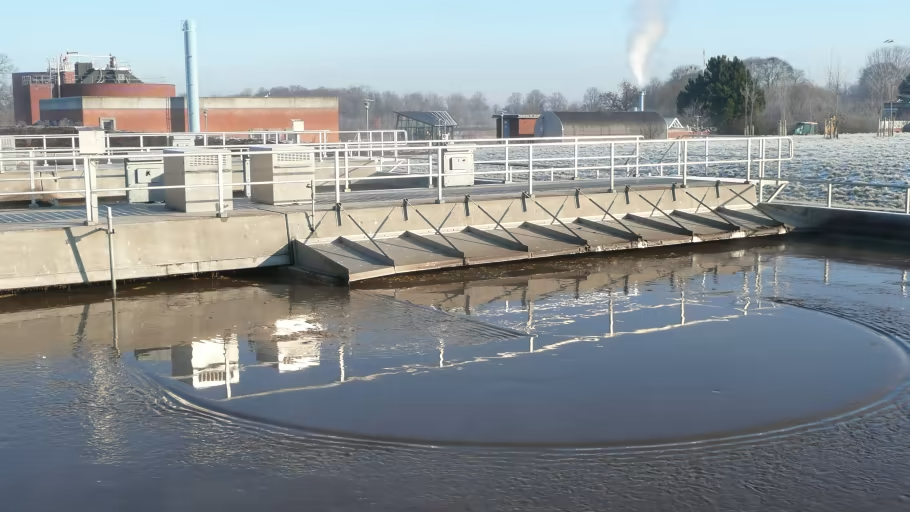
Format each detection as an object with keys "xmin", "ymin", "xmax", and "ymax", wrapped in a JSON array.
[
  {"xmin": 238, "ymin": 45, "xmax": 910, "ymax": 136},
  {"xmin": 2, "ymin": 46, "xmax": 909, "ymax": 134}
]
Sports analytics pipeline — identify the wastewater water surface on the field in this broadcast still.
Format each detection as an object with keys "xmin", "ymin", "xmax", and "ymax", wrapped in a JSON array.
[{"xmin": 2, "ymin": 236, "xmax": 910, "ymax": 510}]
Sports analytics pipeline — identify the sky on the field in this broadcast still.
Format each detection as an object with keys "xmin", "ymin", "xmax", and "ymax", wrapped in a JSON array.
[{"xmin": 0, "ymin": 0, "xmax": 902, "ymax": 103}]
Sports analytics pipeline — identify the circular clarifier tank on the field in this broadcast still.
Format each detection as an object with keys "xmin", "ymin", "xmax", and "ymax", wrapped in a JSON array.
[{"xmin": 162, "ymin": 304, "xmax": 910, "ymax": 448}]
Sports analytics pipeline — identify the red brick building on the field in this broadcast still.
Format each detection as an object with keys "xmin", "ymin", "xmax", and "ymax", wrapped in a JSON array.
[
  {"xmin": 14, "ymin": 54, "xmax": 340, "ymax": 138},
  {"xmin": 38, "ymin": 96, "xmax": 340, "ymax": 140},
  {"xmin": 12, "ymin": 73, "xmax": 54, "ymax": 125}
]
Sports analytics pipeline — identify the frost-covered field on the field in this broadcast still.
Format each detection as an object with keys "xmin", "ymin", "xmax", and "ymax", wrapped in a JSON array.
[
  {"xmin": 771, "ymin": 134, "xmax": 910, "ymax": 210},
  {"xmin": 450, "ymin": 134, "xmax": 910, "ymax": 210}
]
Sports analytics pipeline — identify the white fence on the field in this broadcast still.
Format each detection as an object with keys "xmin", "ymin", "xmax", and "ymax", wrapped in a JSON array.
[{"xmin": 0, "ymin": 136, "xmax": 796, "ymax": 224}]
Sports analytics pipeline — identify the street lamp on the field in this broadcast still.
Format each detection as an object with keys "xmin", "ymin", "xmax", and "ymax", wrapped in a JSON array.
[{"xmin": 363, "ymin": 98, "xmax": 374, "ymax": 131}]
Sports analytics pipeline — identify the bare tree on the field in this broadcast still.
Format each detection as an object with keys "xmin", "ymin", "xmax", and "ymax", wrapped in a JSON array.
[
  {"xmin": 521, "ymin": 89, "xmax": 548, "ymax": 115},
  {"xmin": 617, "ymin": 80, "xmax": 643, "ymax": 111},
  {"xmin": 639, "ymin": 119, "xmax": 663, "ymax": 139},
  {"xmin": 680, "ymin": 101, "xmax": 708, "ymax": 131},
  {"xmin": 0, "ymin": 54, "xmax": 14, "ymax": 126},
  {"xmin": 505, "ymin": 92, "xmax": 523, "ymax": 114},
  {"xmin": 746, "ymin": 57, "xmax": 806, "ymax": 134},
  {"xmin": 591, "ymin": 81, "xmax": 643, "ymax": 112},
  {"xmin": 861, "ymin": 46, "xmax": 910, "ymax": 134},
  {"xmin": 826, "ymin": 55, "xmax": 846, "ymax": 118},
  {"xmin": 741, "ymin": 81, "xmax": 759, "ymax": 135},
  {"xmin": 746, "ymin": 58, "xmax": 804, "ymax": 89},
  {"xmin": 546, "ymin": 92, "xmax": 568, "ymax": 111},
  {"xmin": 582, "ymin": 87, "xmax": 602, "ymax": 111}
]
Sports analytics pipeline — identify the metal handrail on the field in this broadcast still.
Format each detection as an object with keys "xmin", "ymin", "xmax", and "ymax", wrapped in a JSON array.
[{"xmin": 0, "ymin": 136, "xmax": 798, "ymax": 225}]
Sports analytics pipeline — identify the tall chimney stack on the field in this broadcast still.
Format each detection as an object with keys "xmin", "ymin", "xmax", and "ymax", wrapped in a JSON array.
[
  {"xmin": 182, "ymin": 20, "xmax": 201, "ymax": 133},
  {"xmin": 640, "ymin": 91, "xmax": 646, "ymax": 112}
]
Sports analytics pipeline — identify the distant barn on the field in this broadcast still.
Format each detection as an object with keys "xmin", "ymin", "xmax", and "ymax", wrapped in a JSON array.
[{"xmin": 535, "ymin": 111, "xmax": 668, "ymax": 140}]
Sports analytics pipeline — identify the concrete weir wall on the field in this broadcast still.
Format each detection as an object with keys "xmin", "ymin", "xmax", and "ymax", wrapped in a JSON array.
[
  {"xmin": 759, "ymin": 203, "xmax": 910, "ymax": 241},
  {"xmin": 0, "ymin": 183, "xmax": 765, "ymax": 291},
  {"xmin": 0, "ymin": 214, "xmax": 290, "ymax": 291}
]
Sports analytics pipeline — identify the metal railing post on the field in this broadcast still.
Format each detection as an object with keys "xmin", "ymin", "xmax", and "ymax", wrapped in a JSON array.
[
  {"xmin": 635, "ymin": 140, "xmax": 641, "ymax": 177},
  {"xmin": 311, "ymin": 178, "xmax": 316, "ymax": 221},
  {"xmin": 528, "ymin": 145, "xmax": 534, "ymax": 196},
  {"xmin": 28, "ymin": 150, "xmax": 37, "ymax": 208},
  {"xmin": 704, "ymin": 138, "xmax": 709, "ymax": 176},
  {"xmin": 71, "ymin": 136, "xmax": 77, "ymax": 169},
  {"xmin": 746, "ymin": 138, "xmax": 752, "ymax": 181},
  {"xmin": 344, "ymin": 143, "xmax": 350, "ymax": 192},
  {"xmin": 393, "ymin": 131, "xmax": 399, "ymax": 160},
  {"xmin": 334, "ymin": 151, "xmax": 341, "ymax": 204},
  {"xmin": 677, "ymin": 140, "xmax": 682, "ymax": 176},
  {"xmin": 83, "ymin": 156, "xmax": 95, "ymax": 225},
  {"xmin": 609, "ymin": 143, "xmax": 615, "ymax": 190},
  {"xmin": 682, "ymin": 140, "xmax": 688, "ymax": 187},
  {"xmin": 42, "ymin": 137, "xmax": 48, "ymax": 166},
  {"xmin": 216, "ymin": 154, "xmax": 225, "ymax": 218},
  {"xmin": 106, "ymin": 206, "xmax": 117, "ymax": 294},
  {"xmin": 827, "ymin": 183, "xmax": 833, "ymax": 208},
  {"xmin": 505, "ymin": 143, "xmax": 511, "ymax": 183},
  {"xmin": 905, "ymin": 187, "xmax": 910, "ymax": 215},
  {"xmin": 242, "ymin": 154, "xmax": 251, "ymax": 198},
  {"xmin": 777, "ymin": 137, "xmax": 783, "ymax": 183},
  {"xmin": 573, "ymin": 140, "xmax": 579, "ymax": 180},
  {"xmin": 436, "ymin": 147, "xmax": 444, "ymax": 204}
]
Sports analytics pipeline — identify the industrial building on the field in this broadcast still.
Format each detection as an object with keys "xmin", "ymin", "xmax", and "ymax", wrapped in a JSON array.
[
  {"xmin": 492, "ymin": 113, "xmax": 539, "ymax": 139},
  {"xmin": 534, "ymin": 111, "xmax": 668, "ymax": 140},
  {"xmin": 395, "ymin": 111, "xmax": 457, "ymax": 141},
  {"xmin": 12, "ymin": 52, "xmax": 340, "ymax": 137}
]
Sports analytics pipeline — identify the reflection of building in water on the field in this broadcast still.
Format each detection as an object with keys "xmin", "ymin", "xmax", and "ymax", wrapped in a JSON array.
[
  {"xmin": 255, "ymin": 339, "xmax": 321, "ymax": 373},
  {"xmin": 171, "ymin": 336, "xmax": 240, "ymax": 389},
  {"xmin": 249, "ymin": 315, "xmax": 324, "ymax": 373}
]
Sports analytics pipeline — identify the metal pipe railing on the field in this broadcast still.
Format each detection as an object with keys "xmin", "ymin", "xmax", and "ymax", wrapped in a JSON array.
[{"xmin": 0, "ymin": 136, "xmax": 800, "ymax": 225}]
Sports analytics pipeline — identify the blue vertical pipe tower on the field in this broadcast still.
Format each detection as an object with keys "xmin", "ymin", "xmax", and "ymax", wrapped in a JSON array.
[{"xmin": 182, "ymin": 20, "xmax": 201, "ymax": 133}]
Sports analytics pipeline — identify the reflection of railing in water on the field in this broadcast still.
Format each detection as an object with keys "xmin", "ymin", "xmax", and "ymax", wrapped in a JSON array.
[
  {"xmin": 211, "ymin": 251, "xmax": 795, "ymax": 401},
  {"xmin": 96, "ymin": 246, "xmax": 908, "ymax": 403}
]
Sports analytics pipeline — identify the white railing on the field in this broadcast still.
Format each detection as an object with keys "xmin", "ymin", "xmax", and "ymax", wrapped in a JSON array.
[
  {"xmin": 0, "ymin": 136, "xmax": 794, "ymax": 224},
  {"xmin": 761, "ymin": 178, "xmax": 910, "ymax": 214},
  {"xmin": 0, "ymin": 129, "xmax": 409, "ymax": 154}
]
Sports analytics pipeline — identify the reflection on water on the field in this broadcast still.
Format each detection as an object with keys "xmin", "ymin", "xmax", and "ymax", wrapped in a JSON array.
[
  {"xmin": 139, "ymin": 337, "xmax": 241, "ymax": 397},
  {"xmin": 255, "ymin": 339, "xmax": 321, "ymax": 373},
  {"xmin": 254, "ymin": 316, "xmax": 323, "ymax": 374},
  {"xmin": 3, "ymin": 237, "xmax": 910, "ymax": 509},
  {"xmin": 92, "ymin": 241, "xmax": 909, "ymax": 446}
]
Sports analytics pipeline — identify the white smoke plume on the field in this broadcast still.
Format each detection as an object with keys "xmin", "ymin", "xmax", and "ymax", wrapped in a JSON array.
[{"xmin": 628, "ymin": 0, "xmax": 669, "ymax": 86}]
